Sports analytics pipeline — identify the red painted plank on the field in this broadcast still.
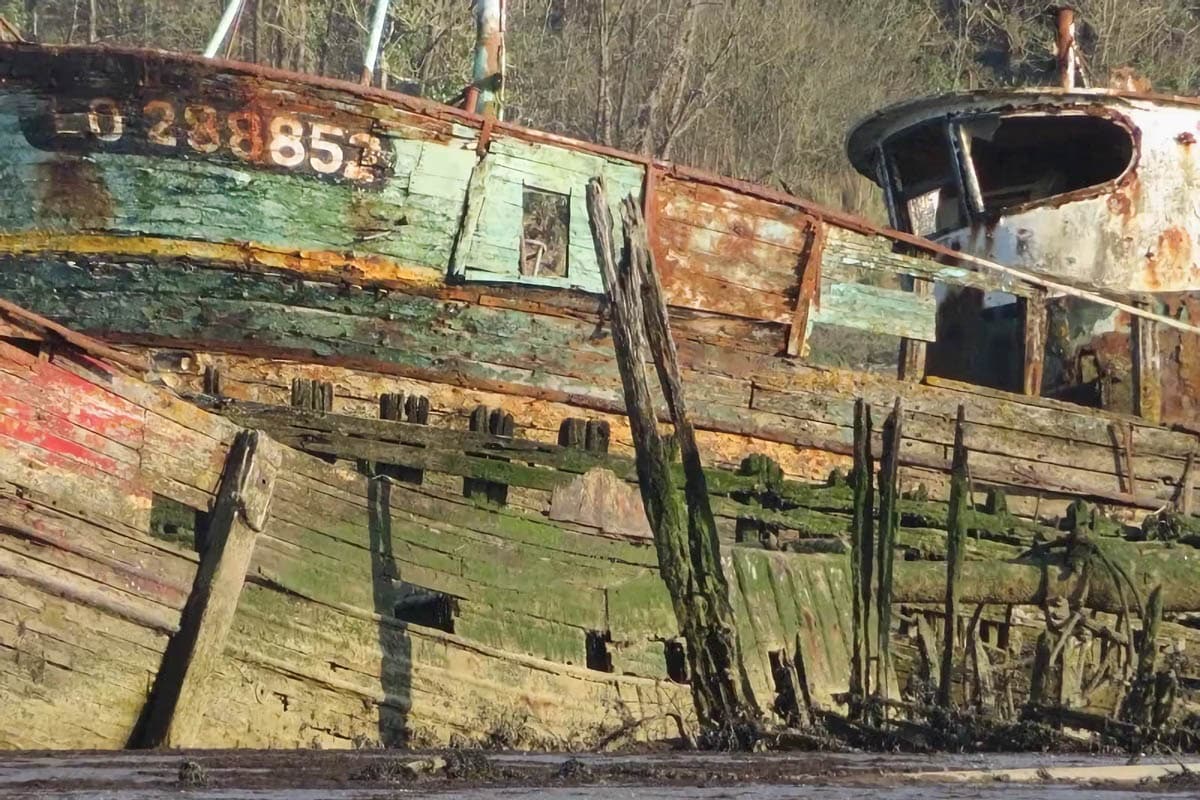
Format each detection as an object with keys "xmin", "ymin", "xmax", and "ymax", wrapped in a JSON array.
[{"xmin": 0, "ymin": 364, "xmax": 145, "ymax": 450}]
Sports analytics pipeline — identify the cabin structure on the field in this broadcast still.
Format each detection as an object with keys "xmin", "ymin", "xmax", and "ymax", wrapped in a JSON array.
[{"xmin": 849, "ymin": 84, "xmax": 1200, "ymax": 425}]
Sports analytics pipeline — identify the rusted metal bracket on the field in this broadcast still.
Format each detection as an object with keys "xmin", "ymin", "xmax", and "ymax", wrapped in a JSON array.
[
  {"xmin": 476, "ymin": 114, "xmax": 496, "ymax": 157},
  {"xmin": 786, "ymin": 220, "xmax": 825, "ymax": 358}
]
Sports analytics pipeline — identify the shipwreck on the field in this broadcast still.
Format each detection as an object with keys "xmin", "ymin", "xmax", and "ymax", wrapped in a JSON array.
[{"xmin": 2, "ymin": 5, "xmax": 1200, "ymax": 751}]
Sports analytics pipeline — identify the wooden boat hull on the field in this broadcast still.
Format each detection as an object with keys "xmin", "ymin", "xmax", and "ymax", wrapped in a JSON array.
[{"xmin": 6, "ymin": 45, "xmax": 1200, "ymax": 749}]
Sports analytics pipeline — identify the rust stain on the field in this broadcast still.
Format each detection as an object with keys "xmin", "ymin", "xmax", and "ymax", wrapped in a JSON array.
[
  {"xmin": 0, "ymin": 232, "xmax": 444, "ymax": 288},
  {"xmin": 1178, "ymin": 131, "xmax": 1197, "ymax": 146},
  {"xmin": 36, "ymin": 159, "xmax": 113, "ymax": 230},
  {"xmin": 1143, "ymin": 226, "xmax": 1192, "ymax": 290},
  {"xmin": 1157, "ymin": 294, "xmax": 1200, "ymax": 427},
  {"xmin": 1106, "ymin": 190, "xmax": 1132, "ymax": 219}
]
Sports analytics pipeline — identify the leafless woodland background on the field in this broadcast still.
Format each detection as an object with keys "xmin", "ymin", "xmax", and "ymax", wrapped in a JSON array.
[{"xmin": 8, "ymin": 0, "xmax": 1200, "ymax": 220}]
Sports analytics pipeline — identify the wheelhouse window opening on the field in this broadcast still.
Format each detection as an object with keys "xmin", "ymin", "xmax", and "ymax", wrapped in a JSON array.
[
  {"xmin": 521, "ymin": 185, "xmax": 570, "ymax": 278},
  {"xmin": 881, "ymin": 121, "xmax": 967, "ymax": 236},
  {"xmin": 960, "ymin": 113, "xmax": 1134, "ymax": 216}
]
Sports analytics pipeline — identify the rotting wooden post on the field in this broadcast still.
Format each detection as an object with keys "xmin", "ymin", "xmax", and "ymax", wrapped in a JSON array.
[
  {"xmin": 560, "ymin": 418, "xmax": 612, "ymax": 454},
  {"xmin": 379, "ymin": 392, "xmax": 429, "ymax": 484},
  {"xmin": 1133, "ymin": 301, "xmax": 1162, "ymax": 423},
  {"xmin": 586, "ymin": 176, "xmax": 759, "ymax": 742},
  {"xmin": 585, "ymin": 419, "xmax": 611, "ymax": 453},
  {"xmin": 558, "ymin": 418, "xmax": 587, "ymax": 449},
  {"xmin": 938, "ymin": 405, "xmax": 968, "ymax": 709},
  {"xmin": 1176, "ymin": 452, "xmax": 1196, "ymax": 516},
  {"xmin": 849, "ymin": 398, "xmax": 875, "ymax": 718},
  {"xmin": 202, "ymin": 365, "xmax": 222, "ymax": 397},
  {"xmin": 899, "ymin": 281, "xmax": 932, "ymax": 382},
  {"xmin": 1021, "ymin": 294, "xmax": 1047, "ymax": 397},
  {"xmin": 1027, "ymin": 630, "xmax": 1053, "ymax": 712},
  {"xmin": 1122, "ymin": 585, "xmax": 1164, "ymax": 730},
  {"xmin": 785, "ymin": 221, "xmax": 824, "ymax": 358},
  {"xmin": 874, "ymin": 398, "xmax": 902, "ymax": 717},
  {"xmin": 290, "ymin": 378, "xmax": 334, "ymax": 413},
  {"xmin": 292, "ymin": 378, "xmax": 335, "ymax": 463},
  {"xmin": 464, "ymin": 405, "xmax": 514, "ymax": 505},
  {"xmin": 139, "ymin": 430, "xmax": 283, "ymax": 748}
]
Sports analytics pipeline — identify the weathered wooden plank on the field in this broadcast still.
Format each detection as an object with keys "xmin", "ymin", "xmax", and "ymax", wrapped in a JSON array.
[
  {"xmin": 1022, "ymin": 295, "xmax": 1047, "ymax": 397},
  {"xmin": 821, "ymin": 226, "xmax": 1035, "ymax": 298},
  {"xmin": 140, "ymin": 430, "xmax": 283, "ymax": 748},
  {"xmin": 811, "ymin": 282, "xmax": 936, "ymax": 343},
  {"xmin": 1133, "ymin": 306, "xmax": 1162, "ymax": 423}
]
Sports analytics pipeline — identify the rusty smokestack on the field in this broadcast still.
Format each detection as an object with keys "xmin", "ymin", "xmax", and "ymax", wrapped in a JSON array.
[
  {"xmin": 471, "ymin": 0, "xmax": 505, "ymax": 119},
  {"xmin": 1056, "ymin": 6, "xmax": 1076, "ymax": 90}
]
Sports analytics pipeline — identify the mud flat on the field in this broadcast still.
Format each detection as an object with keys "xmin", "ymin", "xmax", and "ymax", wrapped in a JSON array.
[{"xmin": 2, "ymin": 750, "xmax": 1200, "ymax": 799}]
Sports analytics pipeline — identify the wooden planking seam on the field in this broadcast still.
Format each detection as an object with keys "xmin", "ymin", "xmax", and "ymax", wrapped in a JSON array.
[
  {"xmin": 0, "ymin": 580, "xmax": 172, "ymax": 655},
  {"xmin": 0, "ymin": 534, "xmax": 187, "ymax": 617},
  {"xmin": 752, "ymin": 386, "xmax": 1191, "ymax": 488}
]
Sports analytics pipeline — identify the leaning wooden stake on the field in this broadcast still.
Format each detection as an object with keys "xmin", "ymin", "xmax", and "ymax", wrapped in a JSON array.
[
  {"xmin": 139, "ymin": 430, "xmax": 283, "ymax": 747},
  {"xmin": 875, "ymin": 398, "xmax": 902, "ymax": 716},
  {"xmin": 938, "ymin": 405, "xmax": 969, "ymax": 708},
  {"xmin": 586, "ymin": 177, "xmax": 758, "ymax": 739},
  {"xmin": 849, "ymin": 398, "xmax": 875, "ymax": 719}
]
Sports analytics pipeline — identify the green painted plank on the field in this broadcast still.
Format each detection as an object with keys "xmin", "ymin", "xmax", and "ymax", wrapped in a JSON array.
[{"xmin": 810, "ymin": 281, "xmax": 937, "ymax": 342}]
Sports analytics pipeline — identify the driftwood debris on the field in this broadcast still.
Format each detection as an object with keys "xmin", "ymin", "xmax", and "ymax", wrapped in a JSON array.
[{"xmin": 586, "ymin": 176, "xmax": 758, "ymax": 740}]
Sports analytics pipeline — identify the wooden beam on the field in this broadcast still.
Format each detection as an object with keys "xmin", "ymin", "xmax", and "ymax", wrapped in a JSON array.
[
  {"xmin": 786, "ymin": 222, "xmax": 825, "ymax": 357},
  {"xmin": 138, "ymin": 430, "xmax": 283, "ymax": 748},
  {"xmin": 1022, "ymin": 295, "xmax": 1047, "ymax": 397},
  {"xmin": 1133, "ymin": 302, "xmax": 1162, "ymax": 423},
  {"xmin": 899, "ymin": 278, "xmax": 933, "ymax": 382}
]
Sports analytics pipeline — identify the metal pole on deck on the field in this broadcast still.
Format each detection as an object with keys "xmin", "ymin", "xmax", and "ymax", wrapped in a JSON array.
[
  {"xmin": 360, "ymin": 0, "xmax": 392, "ymax": 86},
  {"xmin": 471, "ymin": 0, "xmax": 505, "ymax": 118},
  {"xmin": 204, "ymin": 0, "xmax": 246, "ymax": 58}
]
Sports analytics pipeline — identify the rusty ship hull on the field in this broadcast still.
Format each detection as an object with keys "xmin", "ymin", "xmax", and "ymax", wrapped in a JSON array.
[{"xmin": 3, "ymin": 42, "xmax": 1200, "ymax": 749}]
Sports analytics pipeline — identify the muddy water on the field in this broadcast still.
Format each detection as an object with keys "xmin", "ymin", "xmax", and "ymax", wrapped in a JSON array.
[{"xmin": 0, "ymin": 750, "xmax": 1194, "ymax": 799}]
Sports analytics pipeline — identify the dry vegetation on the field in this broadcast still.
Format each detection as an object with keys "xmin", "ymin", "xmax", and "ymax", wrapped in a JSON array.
[{"xmin": 6, "ymin": 0, "xmax": 1199, "ymax": 219}]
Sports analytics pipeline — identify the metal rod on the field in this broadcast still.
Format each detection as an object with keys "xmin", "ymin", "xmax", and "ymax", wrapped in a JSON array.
[
  {"xmin": 1057, "ymin": 7, "xmax": 1076, "ymax": 90},
  {"xmin": 360, "ymin": 0, "xmax": 391, "ymax": 86},
  {"xmin": 950, "ymin": 122, "xmax": 986, "ymax": 217},
  {"xmin": 204, "ymin": 0, "xmax": 246, "ymax": 58}
]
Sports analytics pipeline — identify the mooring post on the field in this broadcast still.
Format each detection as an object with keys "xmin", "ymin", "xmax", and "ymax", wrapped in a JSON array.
[{"xmin": 938, "ymin": 404, "xmax": 968, "ymax": 708}]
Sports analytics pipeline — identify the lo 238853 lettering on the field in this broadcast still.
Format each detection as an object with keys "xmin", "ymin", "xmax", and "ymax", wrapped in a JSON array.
[{"xmin": 25, "ymin": 96, "xmax": 392, "ymax": 186}]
